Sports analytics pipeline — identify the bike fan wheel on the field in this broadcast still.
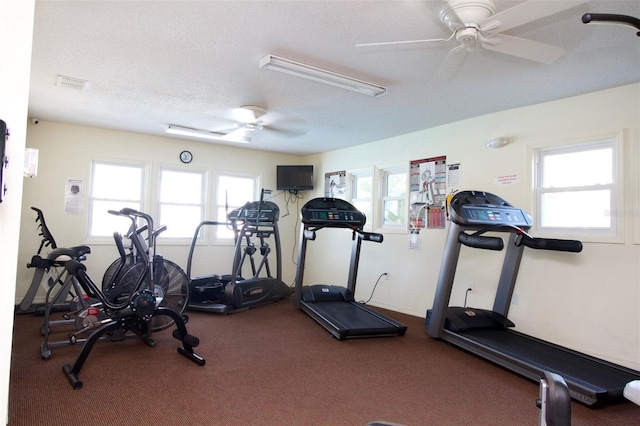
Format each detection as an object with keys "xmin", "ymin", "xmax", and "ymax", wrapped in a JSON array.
[{"xmin": 106, "ymin": 259, "xmax": 189, "ymax": 331}]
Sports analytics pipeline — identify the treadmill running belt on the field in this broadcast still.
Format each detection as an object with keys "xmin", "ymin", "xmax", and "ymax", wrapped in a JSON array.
[
  {"xmin": 461, "ymin": 328, "xmax": 639, "ymax": 399},
  {"xmin": 302, "ymin": 300, "xmax": 406, "ymax": 339}
]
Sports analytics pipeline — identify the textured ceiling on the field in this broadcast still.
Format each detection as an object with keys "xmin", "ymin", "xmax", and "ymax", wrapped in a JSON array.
[{"xmin": 28, "ymin": 0, "xmax": 640, "ymax": 155}]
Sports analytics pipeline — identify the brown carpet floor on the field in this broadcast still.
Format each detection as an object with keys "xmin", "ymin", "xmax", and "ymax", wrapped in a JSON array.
[{"xmin": 9, "ymin": 300, "xmax": 640, "ymax": 425}]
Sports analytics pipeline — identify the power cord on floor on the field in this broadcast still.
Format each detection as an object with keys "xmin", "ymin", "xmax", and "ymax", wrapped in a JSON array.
[{"xmin": 359, "ymin": 273, "xmax": 387, "ymax": 305}]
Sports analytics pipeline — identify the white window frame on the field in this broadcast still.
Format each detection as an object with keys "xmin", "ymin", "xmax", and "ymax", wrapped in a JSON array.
[
  {"xmin": 376, "ymin": 165, "xmax": 408, "ymax": 233},
  {"xmin": 533, "ymin": 133, "xmax": 624, "ymax": 243},
  {"xmin": 214, "ymin": 172, "xmax": 260, "ymax": 242},
  {"xmin": 156, "ymin": 165, "xmax": 208, "ymax": 242},
  {"xmin": 87, "ymin": 159, "xmax": 147, "ymax": 242},
  {"xmin": 347, "ymin": 168, "xmax": 374, "ymax": 231}
]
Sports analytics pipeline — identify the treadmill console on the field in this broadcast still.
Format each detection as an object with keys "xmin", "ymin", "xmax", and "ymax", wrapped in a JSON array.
[
  {"xmin": 228, "ymin": 201, "xmax": 280, "ymax": 224},
  {"xmin": 300, "ymin": 198, "xmax": 366, "ymax": 228},
  {"xmin": 449, "ymin": 190, "xmax": 533, "ymax": 228}
]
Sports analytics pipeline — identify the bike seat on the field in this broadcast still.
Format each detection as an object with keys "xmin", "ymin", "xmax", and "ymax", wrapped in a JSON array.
[{"xmin": 46, "ymin": 245, "xmax": 91, "ymax": 261}]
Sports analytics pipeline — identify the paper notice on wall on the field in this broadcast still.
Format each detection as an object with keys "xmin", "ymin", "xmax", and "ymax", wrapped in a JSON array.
[
  {"xmin": 494, "ymin": 173, "xmax": 520, "ymax": 186},
  {"xmin": 447, "ymin": 163, "xmax": 460, "ymax": 186},
  {"xmin": 65, "ymin": 178, "xmax": 83, "ymax": 215},
  {"xmin": 409, "ymin": 229, "xmax": 421, "ymax": 250}
]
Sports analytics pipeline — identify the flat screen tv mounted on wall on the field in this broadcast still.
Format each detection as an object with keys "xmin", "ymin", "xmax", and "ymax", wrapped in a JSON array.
[{"xmin": 277, "ymin": 165, "xmax": 313, "ymax": 191}]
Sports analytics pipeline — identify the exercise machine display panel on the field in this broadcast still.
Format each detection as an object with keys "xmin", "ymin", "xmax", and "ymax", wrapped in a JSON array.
[
  {"xmin": 300, "ymin": 198, "xmax": 366, "ymax": 228},
  {"xmin": 228, "ymin": 200, "xmax": 280, "ymax": 223},
  {"xmin": 448, "ymin": 190, "xmax": 533, "ymax": 228}
]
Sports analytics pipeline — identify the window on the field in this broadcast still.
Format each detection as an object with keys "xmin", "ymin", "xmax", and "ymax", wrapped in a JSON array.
[
  {"xmin": 216, "ymin": 174, "xmax": 258, "ymax": 239},
  {"xmin": 349, "ymin": 170, "xmax": 373, "ymax": 231},
  {"xmin": 89, "ymin": 161, "xmax": 145, "ymax": 238},
  {"xmin": 534, "ymin": 136, "xmax": 621, "ymax": 240},
  {"xmin": 158, "ymin": 167, "xmax": 206, "ymax": 239},
  {"xmin": 380, "ymin": 166, "xmax": 407, "ymax": 230}
]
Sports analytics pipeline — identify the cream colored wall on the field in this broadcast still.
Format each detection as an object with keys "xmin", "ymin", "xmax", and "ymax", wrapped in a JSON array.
[
  {"xmin": 302, "ymin": 83, "xmax": 640, "ymax": 371},
  {"xmin": 17, "ymin": 121, "xmax": 304, "ymax": 306}
]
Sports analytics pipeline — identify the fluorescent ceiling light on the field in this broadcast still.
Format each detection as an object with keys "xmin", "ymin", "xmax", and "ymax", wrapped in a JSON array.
[
  {"xmin": 259, "ymin": 54, "xmax": 387, "ymax": 98},
  {"xmin": 166, "ymin": 125, "xmax": 249, "ymax": 143}
]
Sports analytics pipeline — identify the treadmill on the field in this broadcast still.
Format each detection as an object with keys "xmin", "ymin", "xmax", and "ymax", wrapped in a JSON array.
[
  {"xmin": 293, "ymin": 197, "xmax": 407, "ymax": 340},
  {"xmin": 426, "ymin": 190, "xmax": 640, "ymax": 406}
]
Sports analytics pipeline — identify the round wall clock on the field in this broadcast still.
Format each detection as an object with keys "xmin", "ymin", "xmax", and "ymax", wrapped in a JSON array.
[{"xmin": 180, "ymin": 150, "xmax": 193, "ymax": 164}]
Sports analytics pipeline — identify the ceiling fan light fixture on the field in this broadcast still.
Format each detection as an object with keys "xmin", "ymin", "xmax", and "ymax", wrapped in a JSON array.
[
  {"xmin": 259, "ymin": 54, "xmax": 387, "ymax": 98},
  {"xmin": 166, "ymin": 125, "xmax": 250, "ymax": 143}
]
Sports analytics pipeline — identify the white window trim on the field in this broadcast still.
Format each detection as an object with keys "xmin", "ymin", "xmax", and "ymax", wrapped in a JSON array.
[
  {"xmin": 376, "ymin": 164, "xmax": 408, "ymax": 234},
  {"xmin": 532, "ymin": 132, "xmax": 625, "ymax": 244}
]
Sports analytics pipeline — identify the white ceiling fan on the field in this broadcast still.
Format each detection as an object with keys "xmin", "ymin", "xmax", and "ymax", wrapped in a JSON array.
[
  {"xmin": 200, "ymin": 105, "xmax": 306, "ymax": 143},
  {"xmin": 357, "ymin": 0, "xmax": 586, "ymax": 72},
  {"xmin": 213, "ymin": 105, "xmax": 270, "ymax": 143}
]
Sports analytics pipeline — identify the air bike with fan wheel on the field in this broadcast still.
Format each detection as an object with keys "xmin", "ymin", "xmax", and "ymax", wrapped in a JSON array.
[
  {"xmin": 293, "ymin": 198, "xmax": 406, "ymax": 340},
  {"xmin": 186, "ymin": 189, "xmax": 291, "ymax": 314},
  {"xmin": 52, "ymin": 208, "xmax": 204, "ymax": 389},
  {"xmin": 426, "ymin": 190, "xmax": 640, "ymax": 406}
]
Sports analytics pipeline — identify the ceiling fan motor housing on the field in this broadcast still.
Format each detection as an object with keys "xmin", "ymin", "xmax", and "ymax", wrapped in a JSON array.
[{"xmin": 440, "ymin": 0, "xmax": 496, "ymax": 30}]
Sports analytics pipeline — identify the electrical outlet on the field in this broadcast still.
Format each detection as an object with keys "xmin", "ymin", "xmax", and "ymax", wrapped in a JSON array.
[{"xmin": 467, "ymin": 282, "xmax": 474, "ymax": 291}]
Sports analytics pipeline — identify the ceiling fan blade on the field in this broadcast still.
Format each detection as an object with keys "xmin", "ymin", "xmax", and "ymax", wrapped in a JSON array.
[
  {"xmin": 480, "ymin": 0, "xmax": 587, "ymax": 33},
  {"xmin": 265, "ymin": 123, "xmax": 307, "ymax": 139},
  {"xmin": 219, "ymin": 127, "xmax": 252, "ymax": 143},
  {"xmin": 356, "ymin": 32, "xmax": 454, "ymax": 48},
  {"xmin": 435, "ymin": 44, "xmax": 468, "ymax": 81},
  {"xmin": 481, "ymin": 34, "xmax": 565, "ymax": 64},
  {"xmin": 212, "ymin": 126, "xmax": 238, "ymax": 134}
]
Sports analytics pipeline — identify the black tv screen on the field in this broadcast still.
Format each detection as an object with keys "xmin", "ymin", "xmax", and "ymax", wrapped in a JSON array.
[{"xmin": 277, "ymin": 165, "xmax": 313, "ymax": 191}]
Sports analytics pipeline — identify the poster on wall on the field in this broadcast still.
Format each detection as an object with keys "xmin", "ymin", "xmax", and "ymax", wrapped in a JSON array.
[
  {"xmin": 410, "ymin": 156, "xmax": 447, "ymax": 229},
  {"xmin": 324, "ymin": 171, "xmax": 346, "ymax": 199},
  {"xmin": 64, "ymin": 178, "xmax": 83, "ymax": 216}
]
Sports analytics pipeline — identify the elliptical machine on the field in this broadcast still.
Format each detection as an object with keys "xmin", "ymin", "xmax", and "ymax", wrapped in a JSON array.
[{"xmin": 187, "ymin": 189, "xmax": 291, "ymax": 314}]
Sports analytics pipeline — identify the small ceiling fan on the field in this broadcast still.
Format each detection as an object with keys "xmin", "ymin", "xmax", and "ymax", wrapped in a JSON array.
[
  {"xmin": 357, "ymin": 0, "xmax": 586, "ymax": 71},
  {"xmin": 208, "ymin": 105, "xmax": 306, "ymax": 143},
  {"xmin": 213, "ymin": 105, "xmax": 269, "ymax": 143}
]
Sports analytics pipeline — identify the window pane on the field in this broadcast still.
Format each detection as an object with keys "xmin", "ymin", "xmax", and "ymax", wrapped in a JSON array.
[
  {"xmin": 217, "ymin": 207, "xmax": 235, "ymax": 239},
  {"xmin": 160, "ymin": 170, "xmax": 202, "ymax": 204},
  {"xmin": 540, "ymin": 190, "xmax": 611, "ymax": 228},
  {"xmin": 160, "ymin": 205, "xmax": 202, "ymax": 238},
  {"xmin": 218, "ymin": 175, "xmax": 255, "ymax": 206},
  {"xmin": 353, "ymin": 200, "xmax": 371, "ymax": 223},
  {"xmin": 386, "ymin": 173, "xmax": 406, "ymax": 197},
  {"xmin": 383, "ymin": 199, "xmax": 405, "ymax": 225},
  {"xmin": 355, "ymin": 176, "xmax": 372, "ymax": 199},
  {"xmin": 93, "ymin": 164, "xmax": 142, "ymax": 200},
  {"xmin": 91, "ymin": 200, "xmax": 141, "ymax": 237},
  {"xmin": 216, "ymin": 174, "xmax": 256, "ymax": 239},
  {"xmin": 542, "ymin": 148, "xmax": 612, "ymax": 187}
]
